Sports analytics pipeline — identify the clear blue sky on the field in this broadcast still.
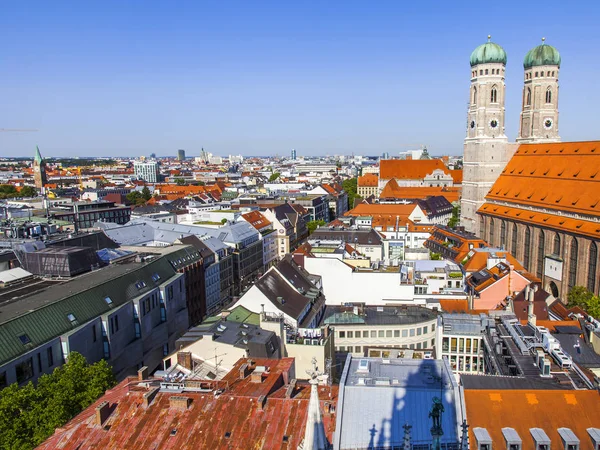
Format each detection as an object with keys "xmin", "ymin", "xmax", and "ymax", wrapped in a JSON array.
[{"xmin": 1, "ymin": 1, "xmax": 599, "ymax": 158}]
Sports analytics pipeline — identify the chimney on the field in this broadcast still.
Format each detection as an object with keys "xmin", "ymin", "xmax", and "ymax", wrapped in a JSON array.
[
  {"xmin": 137, "ymin": 366, "xmax": 148, "ymax": 381},
  {"xmin": 257, "ymin": 394, "xmax": 267, "ymax": 410},
  {"xmin": 143, "ymin": 387, "xmax": 159, "ymax": 408},
  {"xmin": 285, "ymin": 379, "xmax": 297, "ymax": 399},
  {"xmin": 169, "ymin": 396, "xmax": 192, "ymax": 410},
  {"xmin": 95, "ymin": 401, "xmax": 111, "ymax": 426},
  {"xmin": 177, "ymin": 352, "xmax": 192, "ymax": 370},
  {"xmin": 239, "ymin": 363, "xmax": 250, "ymax": 380},
  {"xmin": 251, "ymin": 371, "xmax": 264, "ymax": 384}
]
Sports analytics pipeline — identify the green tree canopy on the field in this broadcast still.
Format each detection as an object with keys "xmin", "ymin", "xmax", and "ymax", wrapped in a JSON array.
[
  {"xmin": 567, "ymin": 286, "xmax": 600, "ymax": 319},
  {"xmin": 268, "ymin": 173, "xmax": 280, "ymax": 182},
  {"xmin": 447, "ymin": 205, "xmax": 460, "ymax": 228},
  {"xmin": 19, "ymin": 186, "xmax": 38, "ymax": 198},
  {"xmin": 307, "ymin": 219, "xmax": 326, "ymax": 235},
  {"xmin": 126, "ymin": 190, "xmax": 146, "ymax": 205},
  {"xmin": 0, "ymin": 184, "xmax": 19, "ymax": 199},
  {"xmin": 342, "ymin": 178, "xmax": 360, "ymax": 210},
  {"xmin": 0, "ymin": 352, "xmax": 116, "ymax": 450},
  {"xmin": 174, "ymin": 177, "xmax": 186, "ymax": 185},
  {"xmin": 141, "ymin": 185, "xmax": 152, "ymax": 201}
]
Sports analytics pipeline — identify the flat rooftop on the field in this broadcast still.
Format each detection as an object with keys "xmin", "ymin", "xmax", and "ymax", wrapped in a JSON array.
[{"xmin": 321, "ymin": 305, "xmax": 437, "ymax": 327}]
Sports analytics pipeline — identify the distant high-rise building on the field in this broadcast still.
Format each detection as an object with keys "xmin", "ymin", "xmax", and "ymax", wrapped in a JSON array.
[
  {"xmin": 33, "ymin": 146, "xmax": 48, "ymax": 189},
  {"xmin": 177, "ymin": 149, "xmax": 186, "ymax": 161},
  {"xmin": 150, "ymin": 152, "xmax": 157, "ymax": 158},
  {"xmin": 291, "ymin": 148, "xmax": 297, "ymax": 160},
  {"xmin": 133, "ymin": 160, "xmax": 159, "ymax": 183}
]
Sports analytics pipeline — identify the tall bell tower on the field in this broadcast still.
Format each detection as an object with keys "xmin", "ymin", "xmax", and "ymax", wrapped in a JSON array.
[
  {"xmin": 517, "ymin": 38, "xmax": 561, "ymax": 143},
  {"xmin": 460, "ymin": 36, "xmax": 510, "ymax": 235}
]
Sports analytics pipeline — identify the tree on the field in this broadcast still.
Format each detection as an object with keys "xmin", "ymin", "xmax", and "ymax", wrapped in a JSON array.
[
  {"xmin": 307, "ymin": 220, "xmax": 326, "ymax": 235},
  {"xmin": 430, "ymin": 252, "xmax": 442, "ymax": 260},
  {"xmin": 174, "ymin": 177, "xmax": 186, "ymax": 186},
  {"xmin": 126, "ymin": 191, "xmax": 146, "ymax": 205},
  {"xmin": 342, "ymin": 178, "xmax": 359, "ymax": 210},
  {"xmin": 447, "ymin": 205, "xmax": 460, "ymax": 228},
  {"xmin": 567, "ymin": 286, "xmax": 600, "ymax": 319},
  {"xmin": 141, "ymin": 185, "xmax": 152, "ymax": 201},
  {"xmin": 19, "ymin": 186, "xmax": 38, "ymax": 198},
  {"xmin": 221, "ymin": 218, "xmax": 228, "ymax": 225},
  {"xmin": 0, "ymin": 184, "xmax": 18, "ymax": 199},
  {"xmin": 268, "ymin": 173, "xmax": 280, "ymax": 182},
  {"xmin": 0, "ymin": 352, "xmax": 116, "ymax": 450}
]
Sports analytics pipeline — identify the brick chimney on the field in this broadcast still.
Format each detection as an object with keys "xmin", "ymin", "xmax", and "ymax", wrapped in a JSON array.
[
  {"xmin": 257, "ymin": 394, "xmax": 267, "ymax": 411},
  {"xmin": 250, "ymin": 371, "xmax": 264, "ymax": 384},
  {"xmin": 142, "ymin": 387, "xmax": 159, "ymax": 408},
  {"xmin": 169, "ymin": 396, "xmax": 192, "ymax": 410},
  {"xmin": 137, "ymin": 366, "xmax": 148, "ymax": 381},
  {"xmin": 239, "ymin": 363, "xmax": 250, "ymax": 380},
  {"xmin": 177, "ymin": 352, "xmax": 192, "ymax": 370},
  {"xmin": 95, "ymin": 401, "xmax": 111, "ymax": 426}
]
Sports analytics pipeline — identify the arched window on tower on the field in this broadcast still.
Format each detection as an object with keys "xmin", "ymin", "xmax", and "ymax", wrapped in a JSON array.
[
  {"xmin": 526, "ymin": 88, "xmax": 531, "ymax": 106},
  {"xmin": 523, "ymin": 227, "xmax": 531, "ymax": 269},
  {"xmin": 489, "ymin": 219, "xmax": 495, "ymax": 244},
  {"xmin": 536, "ymin": 230, "xmax": 545, "ymax": 278},
  {"xmin": 545, "ymin": 88, "xmax": 552, "ymax": 103},
  {"xmin": 568, "ymin": 238, "xmax": 578, "ymax": 290},
  {"xmin": 491, "ymin": 86, "xmax": 497, "ymax": 103},
  {"xmin": 511, "ymin": 224, "xmax": 518, "ymax": 254},
  {"xmin": 500, "ymin": 221, "xmax": 506, "ymax": 248},
  {"xmin": 553, "ymin": 233, "xmax": 561, "ymax": 255},
  {"xmin": 473, "ymin": 87, "xmax": 477, "ymax": 105},
  {"xmin": 588, "ymin": 242, "xmax": 598, "ymax": 293}
]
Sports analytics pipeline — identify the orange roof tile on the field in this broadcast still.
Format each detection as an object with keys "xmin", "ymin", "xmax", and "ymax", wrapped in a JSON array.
[
  {"xmin": 357, "ymin": 173, "xmax": 378, "ymax": 187},
  {"xmin": 379, "ymin": 183, "xmax": 461, "ymax": 203},
  {"xmin": 461, "ymin": 250, "xmax": 525, "ymax": 272},
  {"xmin": 464, "ymin": 389, "xmax": 600, "ymax": 450},
  {"xmin": 242, "ymin": 210, "xmax": 272, "ymax": 230},
  {"xmin": 439, "ymin": 299, "xmax": 469, "ymax": 313},
  {"xmin": 380, "ymin": 159, "xmax": 448, "ymax": 180},
  {"xmin": 482, "ymin": 141, "xmax": 600, "ymax": 231},
  {"xmin": 449, "ymin": 169, "xmax": 463, "ymax": 184},
  {"xmin": 345, "ymin": 203, "xmax": 418, "ymax": 217}
]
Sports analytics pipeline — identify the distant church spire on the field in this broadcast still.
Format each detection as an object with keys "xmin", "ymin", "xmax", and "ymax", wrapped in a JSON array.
[
  {"xmin": 33, "ymin": 145, "xmax": 48, "ymax": 189},
  {"xmin": 298, "ymin": 358, "xmax": 329, "ymax": 450}
]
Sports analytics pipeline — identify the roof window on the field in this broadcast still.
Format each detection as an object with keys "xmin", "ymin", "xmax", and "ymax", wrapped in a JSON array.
[
  {"xmin": 152, "ymin": 273, "xmax": 161, "ymax": 282},
  {"xmin": 104, "ymin": 296, "xmax": 113, "ymax": 306},
  {"xmin": 587, "ymin": 428, "xmax": 600, "ymax": 450},
  {"xmin": 503, "ymin": 428, "xmax": 522, "ymax": 450},
  {"xmin": 474, "ymin": 427, "xmax": 493, "ymax": 450},
  {"xmin": 558, "ymin": 428, "xmax": 580, "ymax": 450},
  {"xmin": 530, "ymin": 428, "xmax": 551, "ymax": 450},
  {"xmin": 67, "ymin": 313, "xmax": 78, "ymax": 326},
  {"xmin": 18, "ymin": 334, "xmax": 31, "ymax": 345}
]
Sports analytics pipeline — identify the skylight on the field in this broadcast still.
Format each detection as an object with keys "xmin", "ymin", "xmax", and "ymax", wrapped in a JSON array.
[
  {"xmin": 104, "ymin": 296, "xmax": 113, "ymax": 306},
  {"xmin": 67, "ymin": 313, "xmax": 77, "ymax": 325},
  {"xmin": 18, "ymin": 334, "xmax": 31, "ymax": 345}
]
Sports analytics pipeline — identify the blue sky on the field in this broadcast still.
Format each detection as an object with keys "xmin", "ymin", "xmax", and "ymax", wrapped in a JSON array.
[{"xmin": 1, "ymin": 1, "xmax": 599, "ymax": 158}]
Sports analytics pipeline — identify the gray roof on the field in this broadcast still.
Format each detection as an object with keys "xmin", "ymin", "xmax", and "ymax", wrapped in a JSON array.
[
  {"xmin": 552, "ymin": 332, "xmax": 600, "ymax": 368},
  {"xmin": 460, "ymin": 374, "xmax": 568, "ymax": 390},
  {"xmin": 310, "ymin": 228, "xmax": 383, "ymax": 246},
  {"xmin": 441, "ymin": 314, "xmax": 485, "ymax": 335},
  {"xmin": 0, "ymin": 245, "xmax": 200, "ymax": 366},
  {"xmin": 336, "ymin": 357, "xmax": 459, "ymax": 448},
  {"xmin": 322, "ymin": 305, "xmax": 437, "ymax": 326}
]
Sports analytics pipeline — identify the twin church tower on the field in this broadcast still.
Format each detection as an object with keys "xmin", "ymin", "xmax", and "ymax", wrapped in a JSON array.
[{"xmin": 461, "ymin": 36, "xmax": 562, "ymax": 234}]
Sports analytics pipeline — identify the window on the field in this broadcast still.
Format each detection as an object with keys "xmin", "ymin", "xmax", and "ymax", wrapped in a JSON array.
[
  {"xmin": 37, "ymin": 352, "xmax": 42, "ymax": 373},
  {"xmin": 500, "ymin": 221, "xmax": 506, "ymax": 247},
  {"xmin": 47, "ymin": 347, "xmax": 54, "ymax": 367},
  {"xmin": 0, "ymin": 371, "xmax": 6, "ymax": 388},
  {"xmin": 526, "ymin": 88, "xmax": 531, "ymax": 106},
  {"xmin": 535, "ymin": 72, "xmax": 538, "ymax": 77},
  {"xmin": 423, "ymin": 326, "xmax": 428, "ymax": 334},
  {"xmin": 568, "ymin": 238, "xmax": 578, "ymax": 290},
  {"xmin": 417, "ymin": 328, "xmax": 422, "ymax": 336},
  {"xmin": 347, "ymin": 331, "xmax": 353, "ymax": 338},
  {"xmin": 386, "ymin": 330, "xmax": 392, "ymax": 338},
  {"xmin": 512, "ymin": 224, "xmax": 518, "ymax": 254},
  {"xmin": 588, "ymin": 242, "xmax": 598, "ymax": 293},
  {"xmin": 114, "ymin": 315, "xmax": 119, "ymax": 332},
  {"xmin": 409, "ymin": 329, "xmax": 415, "ymax": 337},
  {"xmin": 402, "ymin": 329, "xmax": 408, "ymax": 338},
  {"xmin": 363, "ymin": 331, "xmax": 368, "ymax": 338},
  {"xmin": 416, "ymin": 342, "xmax": 422, "ymax": 349},
  {"xmin": 537, "ymin": 230, "xmax": 545, "ymax": 278},
  {"xmin": 432, "ymin": 323, "xmax": 435, "ymax": 332},
  {"xmin": 339, "ymin": 331, "xmax": 345, "ymax": 338},
  {"xmin": 473, "ymin": 87, "xmax": 477, "ymax": 104},
  {"xmin": 524, "ymin": 227, "xmax": 531, "ymax": 269},
  {"xmin": 370, "ymin": 331, "xmax": 376, "ymax": 338},
  {"xmin": 355, "ymin": 346, "xmax": 361, "ymax": 353},
  {"xmin": 163, "ymin": 343, "xmax": 169, "ymax": 356},
  {"xmin": 490, "ymin": 86, "xmax": 497, "ymax": 103},
  {"xmin": 339, "ymin": 346, "xmax": 345, "ymax": 352},
  {"xmin": 16, "ymin": 358, "xmax": 34, "ymax": 383},
  {"xmin": 18, "ymin": 334, "xmax": 31, "ymax": 345},
  {"xmin": 92, "ymin": 325, "xmax": 97, "ymax": 342},
  {"xmin": 545, "ymin": 88, "xmax": 552, "ymax": 103},
  {"xmin": 104, "ymin": 296, "xmax": 113, "ymax": 306},
  {"xmin": 378, "ymin": 330, "xmax": 384, "ymax": 338},
  {"xmin": 485, "ymin": 69, "xmax": 488, "ymax": 75},
  {"xmin": 451, "ymin": 338, "xmax": 457, "ymax": 352},
  {"xmin": 489, "ymin": 218, "xmax": 495, "ymax": 244},
  {"xmin": 394, "ymin": 330, "xmax": 400, "ymax": 337},
  {"xmin": 67, "ymin": 313, "xmax": 77, "ymax": 326}
]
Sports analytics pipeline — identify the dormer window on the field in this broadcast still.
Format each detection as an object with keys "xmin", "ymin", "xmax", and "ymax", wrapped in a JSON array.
[
  {"xmin": 474, "ymin": 427, "xmax": 493, "ymax": 450},
  {"xmin": 558, "ymin": 428, "xmax": 580, "ymax": 450},
  {"xmin": 503, "ymin": 428, "xmax": 522, "ymax": 450},
  {"xmin": 531, "ymin": 428, "xmax": 551, "ymax": 450}
]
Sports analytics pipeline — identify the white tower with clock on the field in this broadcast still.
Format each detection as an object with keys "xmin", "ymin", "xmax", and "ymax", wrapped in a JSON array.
[
  {"xmin": 517, "ymin": 38, "xmax": 561, "ymax": 143},
  {"xmin": 461, "ymin": 36, "xmax": 511, "ymax": 234}
]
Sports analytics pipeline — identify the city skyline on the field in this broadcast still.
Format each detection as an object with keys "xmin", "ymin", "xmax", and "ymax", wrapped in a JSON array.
[{"xmin": 2, "ymin": 1, "xmax": 600, "ymax": 157}]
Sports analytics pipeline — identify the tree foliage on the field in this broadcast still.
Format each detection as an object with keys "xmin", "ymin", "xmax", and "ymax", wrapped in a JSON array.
[
  {"xmin": 268, "ymin": 172, "xmax": 280, "ymax": 182},
  {"xmin": 567, "ymin": 286, "xmax": 600, "ymax": 318},
  {"xmin": 141, "ymin": 186, "xmax": 152, "ymax": 201},
  {"xmin": 307, "ymin": 220, "xmax": 326, "ymax": 235},
  {"xmin": 126, "ymin": 191, "xmax": 145, "ymax": 205},
  {"xmin": 0, "ymin": 185, "xmax": 19, "ymax": 199},
  {"xmin": 342, "ymin": 178, "xmax": 360, "ymax": 210},
  {"xmin": 447, "ymin": 205, "xmax": 460, "ymax": 228},
  {"xmin": 174, "ymin": 177, "xmax": 186, "ymax": 186},
  {"xmin": 0, "ymin": 352, "xmax": 116, "ymax": 450}
]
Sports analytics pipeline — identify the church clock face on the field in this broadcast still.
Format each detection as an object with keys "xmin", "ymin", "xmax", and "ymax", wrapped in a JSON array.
[
  {"xmin": 489, "ymin": 119, "xmax": 498, "ymax": 129},
  {"xmin": 544, "ymin": 118, "xmax": 553, "ymax": 129}
]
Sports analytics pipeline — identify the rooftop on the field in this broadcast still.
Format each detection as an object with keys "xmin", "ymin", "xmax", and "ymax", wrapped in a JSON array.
[{"xmin": 321, "ymin": 305, "xmax": 437, "ymax": 327}]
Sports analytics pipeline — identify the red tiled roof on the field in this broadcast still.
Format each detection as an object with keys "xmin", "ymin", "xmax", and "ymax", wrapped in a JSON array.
[
  {"xmin": 380, "ymin": 159, "xmax": 448, "ymax": 180},
  {"xmin": 439, "ymin": 299, "xmax": 469, "ymax": 313},
  {"xmin": 357, "ymin": 173, "xmax": 378, "ymax": 187},
  {"xmin": 39, "ymin": 358, "xmax": 338, "ymax": 450},
  {"xmin": 449, "ymin": 169, "xmax": 463, "ymax": 184},
  {"xmin": 379, "ymin": 182, "xmax": 461, "ymax": 203},
  {"xmin": 242, "ymin": 210, "xmax": 272, "ymax": 231}
]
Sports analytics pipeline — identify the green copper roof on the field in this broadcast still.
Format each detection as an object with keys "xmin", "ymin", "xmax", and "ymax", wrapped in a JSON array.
[
  {"xmin": 34, "ymin": 146, "xmax": 44, "ymax": 164},
  {"xmin": 523, "ymin": 39, "xmax": 560, "ymax": 68},
  {"xmin": 470, "ymin": 37, "xmax": 507, "ymax": 67}
]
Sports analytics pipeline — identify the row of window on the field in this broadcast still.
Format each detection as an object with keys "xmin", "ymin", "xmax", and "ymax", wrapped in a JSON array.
[
  {"xmin": 337, "ymin": 324, "xmax": 434, "ymax": 340},
  {"xmin": 1, "ymin": 346, "xmax": 56, "ymax": 387},
  {"xmin": 447, "ymin": 354, "xmax": 484, "ymax": 373},
  {"xmin": 336, "ymin": 340, "xmax": 434, "ymax": 353},
  {"xmin": 472, "ymin": 68, "xmax": 504, "ymax": 77},
  {"xmin": 524, "ymin": 87, "xmax": 553, "ymax": 106},
  {"xmin": 442, "ymin": 337, "xmax": 480, "ymax": 353},
  {"xmin": 526, "ymin": 70, "xmax": 556, "ymax": 79}
]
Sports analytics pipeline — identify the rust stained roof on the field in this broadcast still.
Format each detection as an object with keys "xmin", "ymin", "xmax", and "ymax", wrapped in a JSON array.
[
  {"xmin": 380, "ymin": 159, "xmax": 449, "ymax": 180},
  {"xmin": 484, "ymin": 141, "xmax": 600, "ymax": 218},
  {"xmin": 464, "ymin": 389, "xmax": 600, "ymax": 450},
  {"xmin": 39, "ymin": 358, "xmax": 339, "ymax": 450},
  {"xmin": 357, "ymin": 173, "xmax": 378, "ymax": 187}
]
